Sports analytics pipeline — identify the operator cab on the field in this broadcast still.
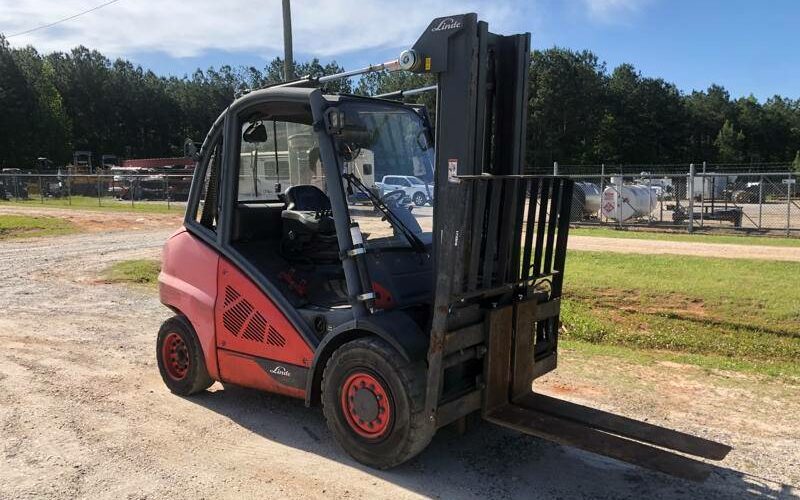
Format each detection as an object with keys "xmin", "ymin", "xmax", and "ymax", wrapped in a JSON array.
[{"xmin": 194, "ymin": 89, "xmax": 436, "ymax": 337}]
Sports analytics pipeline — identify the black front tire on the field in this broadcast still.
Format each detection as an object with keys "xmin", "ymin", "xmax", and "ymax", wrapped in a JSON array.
[
  {"xmin": 412, "ymin": 192, "xmax": 426, "ymax": 207},
  {"xmin": 321, "ymin": 337, "xmax": 435, "ymax": 469},
  {"xmin": 156, "ymin": 315, "xmax": 213, "ymax": 396}
]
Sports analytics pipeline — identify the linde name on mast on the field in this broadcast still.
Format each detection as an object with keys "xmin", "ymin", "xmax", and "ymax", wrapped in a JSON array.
[{"xmin": 431, "ymin": 18, "xmax": 462, "ymax": 31}]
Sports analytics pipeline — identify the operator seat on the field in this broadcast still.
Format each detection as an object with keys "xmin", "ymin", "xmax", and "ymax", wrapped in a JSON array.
[{"xmin": 281, "ymin": 184, "xmax": 338, "ymax": 263}]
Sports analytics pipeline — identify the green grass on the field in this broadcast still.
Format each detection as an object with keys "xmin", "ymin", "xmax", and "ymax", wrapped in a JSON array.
[
  {"xmin": 0, "ymin": 214, "xmax": 77, "ymax": 240},
  {"xmin": 103, "ymin": 259, "xmax": 161, "ymax": 287},
  {"xmin": 570, "ymin": 226, "xmax": 800, "ymax": 247},
  {"xmin": 561, "ymin": 251, "xmax": 800, "ymax": 378},
  {"xmin": 0, "ymin": 195, "xmax": 183, "ymax": 214}
]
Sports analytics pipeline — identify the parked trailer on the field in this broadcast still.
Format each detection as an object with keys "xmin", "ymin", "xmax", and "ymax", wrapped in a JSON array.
[
  {"xmin": 238, "ymin": 146, "xmax": 375, "ymax": 202},
  {"xmin": 692, "ymin": 174, "xmax": 734, "ymax": 200}
]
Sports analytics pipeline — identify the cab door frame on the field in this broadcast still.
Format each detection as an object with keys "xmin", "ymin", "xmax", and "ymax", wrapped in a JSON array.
[{"xmin": 209, "ymin": 90, "xmax": 323, "ymax": 351}]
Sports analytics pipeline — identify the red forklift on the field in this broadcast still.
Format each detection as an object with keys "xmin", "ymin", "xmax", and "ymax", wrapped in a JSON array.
[{"xmin": 156, "ymin": 13, "xmax": 730, "ymax": 479}]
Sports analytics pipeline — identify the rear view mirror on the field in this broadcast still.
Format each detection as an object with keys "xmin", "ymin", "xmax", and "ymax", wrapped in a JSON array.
[
  {"xmin": 243, "ymin": 122, "xmax": 267, "ymax": 143},
  {"xmin": 325, "ymin": 108, "xmax": 344, "ymax": 134}
]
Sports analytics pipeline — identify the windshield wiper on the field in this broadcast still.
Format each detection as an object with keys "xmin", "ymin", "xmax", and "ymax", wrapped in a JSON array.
[{"xmin": 342, "ymin": 173, "xmax": 427, "ymax": 254}]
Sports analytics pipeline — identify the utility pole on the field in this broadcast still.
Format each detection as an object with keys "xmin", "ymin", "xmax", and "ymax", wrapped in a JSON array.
[{"xmin": 282, "ymin": 0, "xmax": 294, "ymax": 81}]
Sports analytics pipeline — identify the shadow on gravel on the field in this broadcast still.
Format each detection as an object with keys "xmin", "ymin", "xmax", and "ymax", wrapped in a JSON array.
[{"xmin": 183, "ymin": 384, "xmax": 797, "ymax": 499}]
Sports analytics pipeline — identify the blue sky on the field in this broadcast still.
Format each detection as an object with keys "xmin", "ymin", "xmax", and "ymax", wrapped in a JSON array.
[{"xmin": 4, "ymin": 0, "xmax": 799, "ymax": 100}]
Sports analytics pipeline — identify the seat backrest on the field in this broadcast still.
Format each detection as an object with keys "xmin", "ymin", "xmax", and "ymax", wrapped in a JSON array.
[
  {"xmin": 233, "ymin": 203, "xmax": 284, "ymax": 242},
  {"xmin": 285, "ymin": 184, "xmax": 331, "ymax": 211}
]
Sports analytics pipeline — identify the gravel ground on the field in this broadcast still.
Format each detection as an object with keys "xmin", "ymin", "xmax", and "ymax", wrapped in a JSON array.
[{"xmin": 0, "ymin": 216, "xmax": 798, "ymax": 498}]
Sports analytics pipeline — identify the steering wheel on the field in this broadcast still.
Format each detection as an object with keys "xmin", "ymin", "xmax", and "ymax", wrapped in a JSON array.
[{"xmin": 382, "ymin": 189, "xmax": 406, "ymax": 208}]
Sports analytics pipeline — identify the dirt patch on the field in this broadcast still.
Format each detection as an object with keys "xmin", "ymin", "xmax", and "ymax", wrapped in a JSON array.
[
  {"xmin": 582, "ymin": 288, "xmax": 710, "ymax": 320},
  {"xmin": 0, "ymin": 205, "xmax": 182, "ymax": 233}
]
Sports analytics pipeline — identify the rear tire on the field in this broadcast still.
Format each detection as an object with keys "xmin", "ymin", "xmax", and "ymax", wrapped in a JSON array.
[
  {"xmin": 412, "ymin": 192, "xmax": 426, "ymax": 207},
  {"xmin": 322, "ymin": 337, "xmax": 434, "ymax": 469},
  {"xmin": 156, "ymin": 315, "xmax": 213, "ymax": 396}
]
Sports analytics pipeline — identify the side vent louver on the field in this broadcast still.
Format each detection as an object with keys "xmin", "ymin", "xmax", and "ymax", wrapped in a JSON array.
[
  {"xmin": 224, "ymin": 286, "xmax": 241, "ymax": 306},
  {"xmin": 222, "ymin": 285, "xmax": 284, "ymax": 348},
  {"xmin": 242, "ymin": 312, "xmax": 267, "ymax": 343},
  {"xmin": 266, "ymin": 325, "xmax": 286, "ymax": 347}
]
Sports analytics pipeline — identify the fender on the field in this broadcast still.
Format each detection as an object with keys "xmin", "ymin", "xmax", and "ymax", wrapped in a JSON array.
[
  {"xmin": 304, "ymin": 310, "xmax": 429, "ymax": 406},
  {"xmin": 159, "ymin": 228, "xmax": 221, "ymax": 380}
]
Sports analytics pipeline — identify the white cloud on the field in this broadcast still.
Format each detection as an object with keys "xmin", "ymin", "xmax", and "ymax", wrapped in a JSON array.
[
  {"xmin": 582, "ymin": 0, "xmax": 650, "ymax": 22},
  {"xmin": 1, "ymin": 0, "xmax": 516, "ymax": 59}
]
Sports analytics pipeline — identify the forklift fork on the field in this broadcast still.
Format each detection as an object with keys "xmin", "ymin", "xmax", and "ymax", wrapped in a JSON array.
[{"xmin": 482, "ymin": 299, "xmax": 731, "ymax": 481}]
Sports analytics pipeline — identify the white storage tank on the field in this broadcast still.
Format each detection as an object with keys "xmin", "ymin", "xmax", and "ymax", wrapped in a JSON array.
[
  {"xmin": 601, "ymin": 177, "xmax": 658, "ymax": 222},
  {"xmin": 577, "ymin": 182, "xmax": 602, "ymax": 214},
  {"xmin": 570, "ymin": 182, "xmax": 602, "ymax": 220}
]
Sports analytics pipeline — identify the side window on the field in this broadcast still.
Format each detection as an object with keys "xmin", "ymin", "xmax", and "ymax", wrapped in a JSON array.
[
  {"xmin": 239, "ymin": 119, "xmax": 321, "ymax": 201},
  {"xmin": 193, "ymin": 138, "xmax": 222, "ymax": 231},
  {"xmin": 384, "ymin": 176, "xmax": 397, "ymax": 185},
  {"xmin": 398, "ymin": 178, "xmax": 410, "ymax": 187}
]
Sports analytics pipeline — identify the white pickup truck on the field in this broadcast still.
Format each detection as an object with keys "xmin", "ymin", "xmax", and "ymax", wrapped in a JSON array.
[{"xmin": 376, "ymin": 175, "xmax": 434, "ymax": 206}]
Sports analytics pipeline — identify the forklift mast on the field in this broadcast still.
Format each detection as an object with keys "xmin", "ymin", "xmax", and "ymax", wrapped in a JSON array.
[
  {"xmin": 404, "ymin": 14, "xmax": 730, "ymax": 480},
  {"xmin": 402, "ymin": 13, "xmax": 573, "ymax": 418}
]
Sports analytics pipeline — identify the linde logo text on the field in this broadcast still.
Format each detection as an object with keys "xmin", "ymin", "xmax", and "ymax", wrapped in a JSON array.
[
  {"xmin": 432, "ymin": 18, "xmax": 461, "ymax": 32},
  {"xmin": 270, "ymin": 366, "xmax": 291, "ymax": 377}
]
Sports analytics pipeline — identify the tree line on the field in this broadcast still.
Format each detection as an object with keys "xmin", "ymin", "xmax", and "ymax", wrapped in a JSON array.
[{"xmin": 2, "ymin": 35, "xmax": 799, "ymax": 172}]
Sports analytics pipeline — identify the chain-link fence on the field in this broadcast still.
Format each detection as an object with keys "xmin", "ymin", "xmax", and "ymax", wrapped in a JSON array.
[
  {"xmin": 555, "ymin": 163, "xmax": 799, "ymax": 235},
  {"xmin": 2, "ymin": 166, "xmax": 799, "ymax": 235},
  {"xmin": 0, "ymin": 172, "xmax": 192, "ymax": 211}
]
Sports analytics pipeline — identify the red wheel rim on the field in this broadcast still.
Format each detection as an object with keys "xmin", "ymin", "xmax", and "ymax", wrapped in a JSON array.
[
  {"xmin": 162, "ymin": 332, "xmax": 190, "ymax": 381},
  {"xmin": 340, "ymin": 371, "xmax": 393, "ymax": 439}
]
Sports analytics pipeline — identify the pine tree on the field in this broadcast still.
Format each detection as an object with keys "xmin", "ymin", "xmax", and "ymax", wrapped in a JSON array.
[{"xmin": 714, "ymin": 119, "xmax": 746, "ymax": 163}]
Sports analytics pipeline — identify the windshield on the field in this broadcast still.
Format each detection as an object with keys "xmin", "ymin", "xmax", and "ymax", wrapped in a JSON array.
[{"xmin": 334, "ymin": 100, "xmax": 435, "ymax": 250}]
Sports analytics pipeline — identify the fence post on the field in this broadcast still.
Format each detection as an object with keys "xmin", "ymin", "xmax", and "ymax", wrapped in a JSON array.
[
  {"xmin": 553, "ymin": 161, "xmax": 559, "ymax": 177},
  {"xmin": 67, "ymin": 174, "xmax": 72, "ymax": 205},
  {"xmin": 787, "ymin": 176, "xmax": 793, "ymax": 237},
  {"xmin": 646, "ymin": 172, "xmax": 653, "ymax": 224},
  {"xmin": 165, "ymin": 175, "xmax": 171, "ymax": 209},
  {"xmin": 699, "ymin": 161, "xmax": 706, "ymax": 228},
  {"xmin": 611, "ymin": 175, "xmax": 623, "ymax": 229},
  {"xmin": 688, "ymin": 163, "xmax": 695, "ymax": 233},
  {"xmin": 758, "ymin": 175, "xmax": 763, "ymax": 230},
  {"xmin": 600, "ymin": 163, "xmax": 606, "ymax": 220},
  {"xmin": 97, "ymin": 174, "xmax": 102, "ymax": 206},
  {"xmin": 38, "ymin": 175, "xmax": 44, "ymax": 204}
]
